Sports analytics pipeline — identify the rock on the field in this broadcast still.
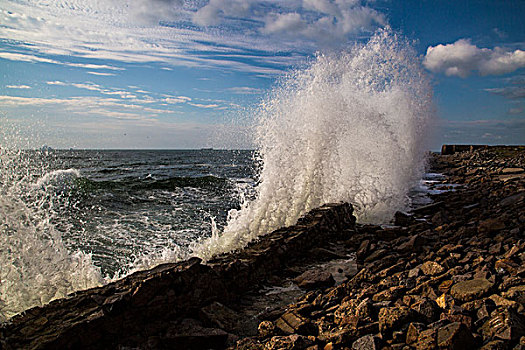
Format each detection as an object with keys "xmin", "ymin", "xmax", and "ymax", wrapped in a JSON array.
[
  {"xmin": 164, "ymin": 319, "xmax": 229, "ymax": 349},
  {"xmin": 199, "ymin": 301, "xmax": 239, "ymax": 332},
  {"xmin": 351, "ymin": 334, "xmax": 382, "ymax": 350},
  {"xmin": 450, "ymin": 279, "xmax": 493, "ymax": 302},
  {"xmin": 481, "ymin": 307, "xmax": 525, "ymax": 341},
  {"xmin": 406, "ymin": 322, "xmax": 425, "ymax": 345},
  {"xmin": 478, "ymin": 218, "xmax": 506, "ymax": 234},
  {"xmin": 294, "ymin": 269, "xmax": 335, "ymax": 290},
  {"xmin": 501, "ymin": 168, "xmax": 524, "ymax": 174},
  {"xmin": 499, "ymin": 192, "xmax": 525, "ymax": 207},
  {"xmin": 420, "ymin": 261, "xmax": 445, "ymax": 276},
  {"xmin": 378, "ymin": 306, "xmax": 416, "ymax": 333},
  {"xmin": 480, "ymin": 340, "xmax": 508, "ymax": 350},
  {"xmin": 411, "ymin": 298, "xmax": 440, "ymax": 323},
  {"xmin": 265, "ymin": 334, "xmax": 315, "ymax": 350},
  {"xmin": 258, "ymin": 321, "xmax": 276, "ymax": 338},
  {"xmin": 502, "ymin": 285, "xmax": 525, "ymax": 304},
  {"xmin": 275, "ymin": 311, "xmax": 317, "ymax": 336},
  {"xmin": 373, "ymin": 286, "xmax": 406, "ymax": 302},
  {"xmin": 394, "ymin": 211, "xmax": 413, "ymax": 227},
  {"xmin": 356, "ymin": 240, "xmax": 370, "ymax": 261},
  {"xmin": 416, "ymin": 328, "xmax": 437, "ymax": 350},
  {"xmin": 436, "ymin": 294, "xmax": 455, "ymax": 309},
  {"xmin": 437, "ymin": 322, "xmax": 475, "ymax": 349}
]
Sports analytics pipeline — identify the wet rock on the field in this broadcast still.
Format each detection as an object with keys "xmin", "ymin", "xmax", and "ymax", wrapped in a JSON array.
[
  {"xmin": 436, "ymin": 322, "xmax": 475, "ymax": 349},
  {"xmin": 294, "ymin": 269, "xmax": 335, "ymax": 290},
  {"xmin": 164, "ymin": 319, "xmax": 229, "ymax": 350},
  {"xmin": 499, "ymin": 192, "xmax": 525, "ymax": 207},
  {"xmin": 420, "ymin": 261, "xmax": 445, "ymax": 276},
  {"xmin": 200, "ymin": 301, "xmax": 239, "ymax": 332},
  {"xmin": 351, "ymin": 334, "xmax": 382, "ymax": 350},
  {"xmin": 450, "ymin": 279, "xmax": 493, "ymax": 302}
]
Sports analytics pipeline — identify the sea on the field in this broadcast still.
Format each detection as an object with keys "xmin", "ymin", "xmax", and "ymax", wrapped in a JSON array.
[{"xmin": 0, "ymin": 29, "xmax": 435, "ymax": 320}]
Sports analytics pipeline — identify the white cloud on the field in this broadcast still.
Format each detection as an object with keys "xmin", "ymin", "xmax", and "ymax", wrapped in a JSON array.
[
  {"xmin": 188, "ymin": 102, "xmax": 220, "ymax": 109},
  {"xmin": 423, "ymin": 39, "xmax": 525, "ymax": 78},
  {"xmin": 192, "ymin": 0, "xmax": 253, "ymax": 26},
  {"xmin": 87, "ymin": 71, "xmax": 117, "ymax": 76},
  {"xmin": 262, "ymin": 13, "xmax": 306, "ymax": 34},
  {"xmin": 227, "ymin": 86, "xmax": 263, "ymax": 94},
  {"xmin": 6, "ymin": 85, "xmax": 31, "ymax": 89},
  {"xmin": 0, "ymin": 0, "xmax": 386, "ymax": 75}
]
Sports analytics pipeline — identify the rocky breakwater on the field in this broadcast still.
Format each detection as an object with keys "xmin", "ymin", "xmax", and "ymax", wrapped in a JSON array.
[
  {"xmin": 0, "ymin": 203, "xmax": 355, "ymax": 349},
  {"xmin": 233, "ymin": 146, "xmax": 525, "ymax": 350}
]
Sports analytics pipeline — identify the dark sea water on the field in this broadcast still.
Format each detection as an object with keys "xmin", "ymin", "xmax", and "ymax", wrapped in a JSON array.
[{"xmin": 10, "ymin": 149, "xmax": 257, "ymax": 276}]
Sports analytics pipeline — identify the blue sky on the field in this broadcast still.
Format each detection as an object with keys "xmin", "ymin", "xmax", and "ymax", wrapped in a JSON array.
[{"xmin": 1, "ymin": 0, "xmax": 524, "ymax": 149}]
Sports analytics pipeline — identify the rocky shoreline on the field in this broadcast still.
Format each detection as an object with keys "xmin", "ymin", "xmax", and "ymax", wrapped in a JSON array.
[{"xmin": 1, "ymin": 145, "xmax": 524, "ymax": 349}]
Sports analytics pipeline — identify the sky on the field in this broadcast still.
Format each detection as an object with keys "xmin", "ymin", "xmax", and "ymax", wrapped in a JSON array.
[{"xmin": 0, "ymin": 0, "xmax": 524, "ymax": 149}]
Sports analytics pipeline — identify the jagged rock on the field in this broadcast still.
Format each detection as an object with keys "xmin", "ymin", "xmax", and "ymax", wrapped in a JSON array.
[
  {"xmin": 264, "ymin": 334, "xmax": 315, "ymax": 350},
  {"xmin": 275, "ymin": 311, "xmax": 317, "ymax": 336},
  {"xmin": 499, "ymin": 192, "xmax": 525, "ymax": 207},
  {"xmin": 502, "ymin": 285, "xmax": 525, "ymax": 304},
  {"xmin": 351, "ymin": 334, "xmax": 382, "ymax": 350},
  {"xmin": 406, "ymin": 322, "xmax": 426, "ymax": 345},
  {"xmin": 378, "ymin": 306, "xmax": 416, "ymax": 333},
  {"xmin": 294, "ymin": 269, "xmax": 335, "ymax": 290},
  {"xmin": 373, "ymin": 286, "xmax": 406, "ymax": 302},
  {"xmin": 436, "ymin": 293, "xmax": 455, "ymax": 309},
  {"xmin": 416, "ymin": 328, "xmax": 437, "ymax": 350},
  {"xmin": 436, "ymin": 322, "xmax": 475, "ymax": 349},
  {"xmin": 480, "ymin": 340, "xmax": 508, "ymax": 350},
  {"xmin": 420, "ymin": 261, "xmax": 445, "ymax": 276},
  {"xmin": 481, "ymin": 307, "xmax": 525, "ymax": 341},
  {"xmin": 450, "ymin": 279, "xmax": 493, "ymax": 302},
  {"xmin": 411, "ymin": 298, "xmax": 440, "ymax": 323}
]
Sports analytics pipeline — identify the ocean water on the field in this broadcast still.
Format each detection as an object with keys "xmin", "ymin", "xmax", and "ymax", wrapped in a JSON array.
[{"xmin": 0, "ymin": 29, "xmax": 434, "ymax": 320}]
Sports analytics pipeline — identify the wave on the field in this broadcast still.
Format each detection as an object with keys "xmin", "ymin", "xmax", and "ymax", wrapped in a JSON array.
[{"xmin": 195, "ymin": 29, "xmax": 434, "ymax": 260}]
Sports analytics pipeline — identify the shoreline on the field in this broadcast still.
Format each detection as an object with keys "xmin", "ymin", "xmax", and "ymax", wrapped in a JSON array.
[{"xmin": 1, "ymin": 145, "xmax": 524, "ymax": 349}]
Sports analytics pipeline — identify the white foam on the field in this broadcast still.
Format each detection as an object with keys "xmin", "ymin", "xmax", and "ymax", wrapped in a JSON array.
[{"xmin": 195, "ymin": 29, "xmax": 434, "ymax": 260}]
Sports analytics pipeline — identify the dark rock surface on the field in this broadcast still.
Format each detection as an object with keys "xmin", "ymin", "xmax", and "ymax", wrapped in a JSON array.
[
  {"xmin": 2, "ymin": 145, "xmax": 524, "ymax": 349},
  {"xmin": 0, "ymin": 203, "xmax": 355, "ymax": 349}
]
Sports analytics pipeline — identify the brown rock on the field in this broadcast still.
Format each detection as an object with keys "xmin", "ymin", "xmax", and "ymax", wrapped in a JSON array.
[
  {"xmin": 411, "ymin": 298, "xmax": 440, "ymax": 323},
  {"xmin": 351, "ymin": 334, "xmax": 382, "ymax": 350},
  {"xmin": 294, "ymin": 269, "xmax": 335, "ymax": 290},
  {"xmin": 502, "ymin": 285, "xmax": 525, "ymax": 304},
  {"xmin": 164, "ymin": 319, "xmax": 229, "ymax": 349},
  {"xmin": 479, "ymin": 340, "xmax": 507, "ymax": 350},
  {"xmin": 450, "ymin": 279, "xmax": 493, "ymax": 302},
  {"xmin": 481, "ymin": 307, "xmax": 525, "ymax": 341},
  {"xmin": 436, "ymin": 293, "xmax": 455, "ymax": 309},
  {"xmin": 373, "ymin": 286, "xmax": 406, "ymax": 302},
  {"xmin": 478, "ymin": 218, "xmax": 506, "ymax": 233},
  {"xmin": 265, "ymin": 334, "xmax": 315, "ymax": 350},
  {"xmin": 421, "ymin": 261, "xmax": 445, "ymax": 276},
  {"xmin": 416, "ymin": 328, "xmax": 437, "ymax": 350},
  {"xmin": 378, "ymin": 306, "xmax": 416, "ymax": 333},
  {"xmin": 275, "ymin": 311, "xmax": 317, "ymax": 336},
  {"xmin": 438, "ymin": 280, "xmax": 454, "ymax": 293},
  {"xmin": 406, "ymin": 322, "xmax": 425, "ymax": 345},
  {"xmin": 258, "ymin": 321, "xmax": 276, "ymax": 338},
  {"xmin": 437, "ymin": 322, "xmax": 475, "ymax": 349}
]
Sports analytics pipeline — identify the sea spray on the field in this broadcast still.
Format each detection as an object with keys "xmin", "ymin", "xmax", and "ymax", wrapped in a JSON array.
[
  {"xmin": 195, "ymin": 29, "xmax": 434, "ymax": 260},
  {"xmin": 0, "ymin": 148, "xmax": 103, "ymax": 321}
]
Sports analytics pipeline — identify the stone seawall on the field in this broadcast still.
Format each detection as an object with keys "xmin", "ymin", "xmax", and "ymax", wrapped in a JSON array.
[{"xmin": 0, "ymin": 203, "xmax": 355, "ymax": 349}]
